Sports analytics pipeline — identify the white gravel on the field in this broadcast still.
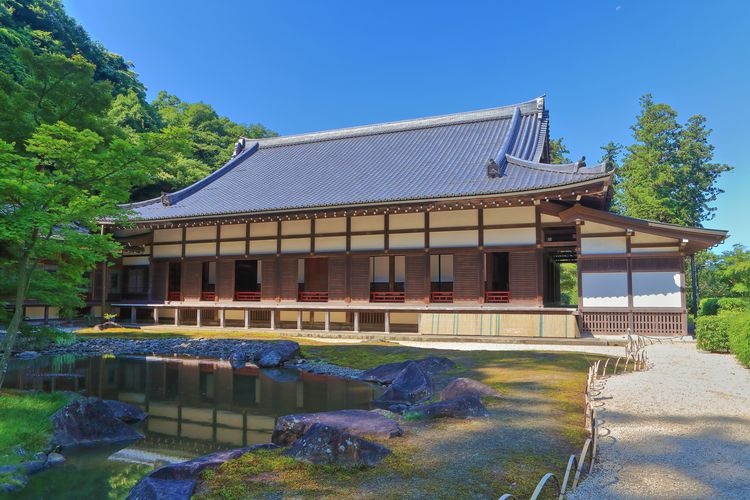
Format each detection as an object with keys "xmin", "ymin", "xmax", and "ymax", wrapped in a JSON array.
[
  {"xmin": 570, "ymin": 344, "xmax": 750, "ymax": 499},
  {"xmin": 395, "ymin": 340, "xmax": 625, "ymax": 357}
]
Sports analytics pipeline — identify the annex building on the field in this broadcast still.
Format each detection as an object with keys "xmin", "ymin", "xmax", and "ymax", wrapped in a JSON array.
[{"xmin": 94, "ymin": 97, "xmax": 726, "ymax": 337}]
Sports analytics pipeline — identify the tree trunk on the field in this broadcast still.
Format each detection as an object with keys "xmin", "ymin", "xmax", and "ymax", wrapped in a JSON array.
[{"xmin": 0, "ymin": 257, "xmax": 31, "ymax": 389}]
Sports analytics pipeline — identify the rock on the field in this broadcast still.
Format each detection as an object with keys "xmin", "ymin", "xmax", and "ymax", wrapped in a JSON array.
[
  {"xmin": 228, "ymin": 350, "xmax": 247, "ymax": 369},
  {"xmin": 284, "ymin": 423, "xmax": 390, "ymax": 466},
  {"xmin": 15, "ymin": 351, "xmax": 39, "ymax": 360},
  {"xmin": 22, "ymin": 460, "xmax": 46, "ymax": 475},
  {"xmin": 360, "ymin": 356, "xmax": 455, "ymax": 384},
  {"xmin": 46, "ymin": 452, "xmax": 65, "ymax": 466},
  {"xmin": 127, "ymin": 444, "xmax": 277, "ymax": 500},
  {"xmin": 369, "ymin": 408, "xmax": 400, "ymax": 420},
  {"xmin": 272, "ymin": 409, "xmax": 403, "ymax": 446},
  {"xmin": 51, "ymin": 397, "xmax": 144, "ymax": 450},
  {"xmin": 0, "ymin": 466, "xmax": 27, "ymax": 493},
  {"xmin": 372, "ymin": 362, "xmax": 432, "ymax": 410},
  {"xmin": 103, "ymin": 400, "xmax": 148, "ymax": 424},
  {"xmin": 254, "ymin": 341, "xmax": 301, "ymax": 368},
  {"xmin": 407, "ymin": 395, "xmax": 489, "ymax": 420},
  {"xmin": 439, "ymin": 378, "xmax": 502, "ymax": 400},
  {"xmin": 263, "ymin": 368, "xmax": 299, "ymax": 384}
]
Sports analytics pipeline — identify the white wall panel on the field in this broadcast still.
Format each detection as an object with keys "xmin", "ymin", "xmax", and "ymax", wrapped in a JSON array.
[
  {"xmin": 186, "ymin": 226, "xmax": 216, "ymax": 241},
  {"xmin": 220, "ymin": 241, "xmax": 245, "ymax": 256},
  {"xmin": 249, "ymin": 239, "xmax": 276, "ymax": 254},
  {"xmin": 389, "ymin": 213, "xmax": 424, "ymax": 230},
  {"xmin": 315, "ymin": 236, "xmax": 346, "ymax": 252},
  {"xmin": 185, "ymin": 242, "xmax": 215, "ymax": 257},
  {"xmin": 581, "ymin": 221, "xmax": 622, "ymax": 235},
  {"xmin": 632, "ymin": 247, "xmax": 679, "ymax": 254},
  {"xmin": 430, "ymin": 209, "xmax": 477, "ymax": 228},
  {"xmin": 351, "ymin": 234, "xmax": 384, "ymax": 251},
  {"xmin": 484, "ymin": 227, "xmax": 536, "ymax": 246},
  {"xmin": 389, "ymin": 232, "xmax": 424, "ymax": 250},
  {"xmin": 221, "ymin": 224, "xmax": 246, "ymax": 239},
  {"xmin": 581, "ymin": 272, "xmax": 628, "ymax": 308},
  {"xmin": 631, "ymin": 233, "xmax": 678, "ymax": 245},
  {"xmin": 153, "ymin": 244, "xmax": 182, "ymax": 258},
  {"xmin": 153, "ymin": 228, "xmax": 182, "ymax": 243},
  {"xmin": 122, "ymin": 256, "xmax": 150, "ymax": 266},
  {"xmin": 351, "ymin": 215, "xmax": 384, "ymax": 232},
  {"xmin": 430, "ymin": 230, "xmax": 478, "ymax": 248},
  {"xmin": 281, "ymin": 238, "xmax": 310, "ymax": 254},
  {"xmin": 581, "ymin": 236, "xmax": 626, "ymax": 255},
  {"xmin": 315, "ymin": 218, "xmax": 346, "ymax": 234},
  {"xmin": 633, "ymin": 272, "xmax": 682, "ymax": 308},
  {"xmin": 251, "ymin": 222, "xmax": 277, "ymax": 237},
  {"xmin": 282, "ymin": 220, "xmax": 310, "ymax": 236},
  {"xmin": 540, "ymin": 213, "xmax": 561, "ymax": 223},
  {"xmin": 484, "ymin": 206, "xmax": 534, "ymax": 225}
]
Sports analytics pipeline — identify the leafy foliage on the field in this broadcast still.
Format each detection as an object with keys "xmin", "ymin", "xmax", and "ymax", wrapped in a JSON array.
[
  {"xmin": 696, "ymin": 315, "xmax": 732, "ymax": 352},
  {"xmin": 727, "ymin": 314, "xmax": 750, "ymax": 368},
  {"xmin": 613, "ymin": 94, "xmax": 732, "ymax": 226},
  {"xmin": 547, "ymin": 137, "xmax": 570, "ymax": 163}
]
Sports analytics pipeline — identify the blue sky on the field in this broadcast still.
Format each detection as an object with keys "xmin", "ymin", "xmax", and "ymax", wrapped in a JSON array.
[{"xmin": 65, "ymin": 0, "xmax": 749, "ymax": 251}]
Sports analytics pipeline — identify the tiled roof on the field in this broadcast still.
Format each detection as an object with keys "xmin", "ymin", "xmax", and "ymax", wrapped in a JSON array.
[{"xmin": 127, "ymin": 97, "xmax": 613, "ymax": 221}]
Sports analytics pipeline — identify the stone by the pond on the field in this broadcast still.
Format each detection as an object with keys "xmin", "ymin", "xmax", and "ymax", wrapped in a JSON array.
[
  {"xmin": 439, "ymin": 378, "xmax": 502, "ymax": 400},
  {"xmin": 360, "ymin": 356, "xmax": 455, "ymax": 384},
  {"xmin": 272, "ymin": 409, "xmax": 403, "ymax": 446},
  {"xmin": 263, "ymin": 368, "xmax": 299, "ymax": 384},
  {"xmin": 284, "ymin": 423, "xmax": 391, "ymax": 466},
  {"xmin": 408, "ymin": 395, "xmax": 489, "ymax": 419},
  {"xmin": 254, "ymin": 341, "xmax": 301, "ymax": 368},
  {"xmin": 22, "ymin": 459, "xmax": 46, "ymax": 475},
  {"xmin": 103, "ymin": 399, "xmax": 148, "ymax": 424},
  {"xmin": 51, "ymin": 397, "xmax": 144, "ymax": 449},
  {"xmin": 0, "ymin": 465, "xmax": 27, "ymax": 493},
  {"xmin": 372, "ymin": 362, "xmax": 432, "ymax": 410},
  {"xmin": 228, "ymin": 350, "xmax": 247, "ymax": 369},
  {"xmin": 127, "ymin": 444, "xmax": 277, "ymax": 500},
  {"xmin": 46, "ymin": 452, "xmax": 65, "ymax": 466},
  {"xmin": 15, "ymin": 351, "xmax": 39, "ymax": 360}
]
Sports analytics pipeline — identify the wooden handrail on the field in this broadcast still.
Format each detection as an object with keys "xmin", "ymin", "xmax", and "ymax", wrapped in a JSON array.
[
  {"xmin": 298, "ymin": 291, "xmax": 328, "ymax": 302},
  {"xmin": 370, "ymin": 291, "xmax": 406, "ymax": 303},
  {"xmin": 430, "ymin": 291, "xmax": 453, "ymax": 303},
  {"xmin": 485, "ymin": 291, "xmax": 511, "ymax": 303},
  {"xmin": 235, "ymin": 291, "xmax": 261, "ymax": 302}
]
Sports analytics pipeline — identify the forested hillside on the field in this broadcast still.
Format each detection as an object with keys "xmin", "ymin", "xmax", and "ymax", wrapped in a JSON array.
[{"xmin": 0, "ymin": 0, "xmax": 275, "ymax": 199}]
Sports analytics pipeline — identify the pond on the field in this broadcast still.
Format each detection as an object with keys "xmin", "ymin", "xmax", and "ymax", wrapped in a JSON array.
[{"xmin": 5, "ymin": 354, "xmax": 380, "ymax": 499}]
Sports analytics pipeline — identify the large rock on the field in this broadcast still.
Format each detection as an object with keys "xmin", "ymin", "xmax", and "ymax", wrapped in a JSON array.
[
  {"xmin": 254, "ymin": 341, "xmax": 301, "ymax": 367},
  {"xmin": 439, "ymin": 378, "xmax": 502, "ymax": 401},
  {"xmin": 272, "ymin": 409, "xmax": 403, "ymax": 446},
  {"xmin": 127, "ymin": 444, "xmax": 278, "ymax": 500},
  {"xmin": 103, "ymin": 400, "xmax": 149, "ymax": 424},
  {"xmin": 372, "ymin": 362, "xmax": 432, "ymax": 411},
  {"xmin": 408, "ymin": 395, "xmax": 489, "ymax": 420},
  {"xmin": 51, "ymin": 397, "xmax": 144, "ymax": 450},
  {"xmin": 228, "ymin": 350, "xmax": 247, "ymax": 369},
  {"xmin": 284, "ymin": 424, "xmax": 390, "ymax": 466},
  {"xmin": 360, "ymin": 356, "xmax": 455, "ymax": 384}
]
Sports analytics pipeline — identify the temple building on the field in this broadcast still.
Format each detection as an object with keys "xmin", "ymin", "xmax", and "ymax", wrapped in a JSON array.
[{"xmin": 95, "ymin": 97, "xmax": 726, "ymax": 337}]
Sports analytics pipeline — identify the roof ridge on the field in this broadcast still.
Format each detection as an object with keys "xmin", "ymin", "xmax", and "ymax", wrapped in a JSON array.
[
  {"xmin": 255, "ymin": 97, "xmax": 544, "ymax": 148},
  {"xmin": 505, "ymin": 154, "xmax": 611, "ymax": 175}
]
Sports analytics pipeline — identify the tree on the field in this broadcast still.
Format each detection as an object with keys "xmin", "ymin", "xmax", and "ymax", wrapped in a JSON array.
[
  {"xmin": 548, "ymin": 137, "xmax": 570, "ymax": 164},
  {"xmin": 0, "ymin": 123, "xmax": 151, "ymax": 388},
  {"xmin": 613, "ymin": 94, "xmax": 732, "ymax": 226},
  {"xmin": 718, "ymin": 245, "xmax": 750, "ymax": 297},
  {"xmin": 599, "ymin": 141, "xmax": 623, "ymax": 168}
]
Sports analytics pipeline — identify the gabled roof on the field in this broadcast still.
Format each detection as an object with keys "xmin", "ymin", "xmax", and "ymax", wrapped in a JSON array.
[{"xmin": 127, "ymin": 97, "xmax": 614, "ymax": 221}]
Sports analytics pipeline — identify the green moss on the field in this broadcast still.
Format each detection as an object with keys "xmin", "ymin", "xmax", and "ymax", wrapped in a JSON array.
[{"xmin": 0, "ymin": 391, "xmax": 73, "ymax": 466}]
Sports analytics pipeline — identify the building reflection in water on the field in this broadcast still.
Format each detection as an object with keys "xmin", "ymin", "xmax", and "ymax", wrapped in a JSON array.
[{"xmin": 7, "ymin": 355, "xmax": 379, "ymax": 455}]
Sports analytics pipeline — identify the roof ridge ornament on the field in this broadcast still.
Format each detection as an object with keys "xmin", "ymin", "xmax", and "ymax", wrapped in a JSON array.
[
  {"xmin": 487, "ymin": 158, "xmax": 500, "ymax": 178},
  {"xmin": 232, "ymin": 137, "xmax": 247, "ymax": 158},
  {"xmin": 160, "ymin": 192, "xmax": 171, "ymax": 207}
]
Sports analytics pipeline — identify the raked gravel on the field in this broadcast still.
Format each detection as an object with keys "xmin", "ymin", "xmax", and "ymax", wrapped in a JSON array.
[{"xmin": 570, "ymin": 343, "xmax": 750, "ymax": 499}]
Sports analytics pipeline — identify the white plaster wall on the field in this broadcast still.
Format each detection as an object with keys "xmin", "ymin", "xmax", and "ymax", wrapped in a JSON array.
[
  {"xmin": 540, "ymin": 213, "xmax": 561, "ymax": 223},
  {"xmin": 631, "ymin": 232, "xmax": 678, "ymax": 245},
  {"xmin": 315, "ymin": 218, "xmax": 346, "ymax": 234},
  {"xmin": 581, "ymin": 221, "xmax": 622, "ymax": 235},
  {"xmin": 632, "ymin": 272, "xmax": 682, "ymax": 308},
  {"xmin": 351, "ymin": 215, "xmax": 384, "ymax": 232},
  {"xmin": 430, "ymin": 255, "xmax": 454, "ymax": 281},
  {"xmin": 251, "ymin": 222, "xmax": 277, "ymax": 237},
  {"xmin": 581, "ymin": 272, "xmax": 628, "ymax": 308},
  {"xmin": 153, "ymin": 244, "xmax": 182, "ymax": 258},
  {"xmin": 281, "ymin": 238, "xmax": 310, "ymax": 254},
  {"xmin": 430, "ymin": 230, "xmax": 478, "ymax": 248},
  {"xmin": 389, "ymin": 232, "xmax": 424, "ymax": 250},
  {"xmin": 185, "ymin": 243, "xmax": 215, "ymax": 257},
  {"xmin": 220, "ymin": 241, "xmax": 245, "ymax": 256},
  {"xmin": 632, "ymin": 246, "xmax": 679, "ymax": 254},
  {"xmin": 282, "ymin": 220, "xmax": 310, "ymax": 236},
  {"xmin": 315, "ymin": 236, "xmax": 346, "ymax": 252},
  {"xmin": 395, "ymin": 256, "xmax": 405, "ymax": 282},
  {"xmin": 484, "ymin": 206, "xmax": 535, "ymax": 225},
  {"xmin": 221, "ymin": 224, "xmax": 246, "ymax": 239},
  {"xmin": 249, "ymin": 239, "xmax": 276, "ymax": 254},
  {"xmin": 484, "ymin": 227, "xmax": 536, "ymax": 246},
  {"xmin": 430, "ymin": 209, "xmax": 477, "ymax": 228},
  {"xmin": 371, "ymin": 256, "xmax": 389, "ymax": 282},
  {"xmin": 581, "ymin": 236, "xmax": 626, "ymax": 255},
  {"xmin": 186, "ymin": 226, "xmax": 217, "ymax": 241},
  {"xmin": 389, "ymin": 213, "xmax": 424, "ymax": 230},
  {"xmin": 351, "ymin": 234, "xmax": 384, "ymax": 251},
  {"xmin": 153, "ymin": 228, "xmax": 182, "ymax": 243},
  {"xmin": 123, "ymin": 256, "xmax": 150, "ymax": 266}
]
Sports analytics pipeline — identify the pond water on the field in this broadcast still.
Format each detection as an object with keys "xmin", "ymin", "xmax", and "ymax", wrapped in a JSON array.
[{"xmin": 5, "ymin": 354, "xmax": 380, "ymax": 499}]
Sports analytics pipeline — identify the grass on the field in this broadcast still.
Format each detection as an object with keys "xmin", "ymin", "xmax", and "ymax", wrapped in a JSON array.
[{"xmin": 0, "ymin": 391, "xmax": 74, "ymax": 466}]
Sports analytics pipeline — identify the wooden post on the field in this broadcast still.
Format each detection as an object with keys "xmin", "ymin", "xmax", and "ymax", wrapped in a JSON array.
[
  {"xmin": 354, "ymin": 311, "xmax": 360, "ymax": 332},
  {"xmin": 43, "ymin": 306, "xmax": 49, "ymax": 325},
  {"xmin": 324, "ymin": 311, "xmax": 331, "ymax": 332},
  {"xmin": 270, "ymin": 310, "xmax": 277, "ymax": 330},
  {"xmin": 384, "ymin": 311, "xmax": 391, "ymax": 334},
  {"xmin": 152, "ymin": 308, "xmax": 159, "ymax": 324},
  {"xmin": 296, "ymin": 310, "xmax": 302, "ymax": 331},
  {"xmin": 219, "ymin": 309, "xmax": 225, "ymax": 328},
  {"xmin": 174, "ymin": 308, "xmax": 180, "ymax": 326},
  {"xmin": 131, "ymin": 307, "xmax": 137, "ymax": 324},
  {"xmin": 244, "ymin": 309, "xmax": 250, "ymax": 329},
  {"xmin": 197, "ymin": 309, "xmax": 202, "ymax": 328}
]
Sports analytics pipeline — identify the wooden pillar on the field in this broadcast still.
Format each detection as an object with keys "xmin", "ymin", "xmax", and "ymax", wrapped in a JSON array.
[
  {"xmin": 197, "ymin": 309, "xmax": 202, "ymax": 328},
  {"xmin": 353, "ymin": 311, "xmax": 360, "ymax": 332},
  {"xmin": 324, "ymin": 311, "xmax": 331, "ymax": 332},
  {"xmin": 43, "ymin": 306, "xmax": 49, "ymax": 325},
  {"xmin": 131, "ymin": 307, "xmax": 137, "ymax": 324},
  {"xmin": 174, "ymin": 308, "xmax": 180, "ymax": 326},
  {"xmin": 296, "ymin": 310, "xmax": 302, "ymax": 331},
  {"xmin": 244, "ymin": 309, "xmax": 250, "ymax": 329},
  {"xmin": 152, "ymin": 308, "xmax": 159, "ymax": 324},
  {"xmin": 384, "ymin": 311, "xmax": 391, "ymax": 333},
  {"xmin": 219, "ymin": 309, "xmax": 225, "ymax": 328},
  {"xmin": 626, "ymin": 230, "xmax": 634, "ymax": 334},
  {"xmin": 270, "ymin": 310, "xmax": 277, "ymax": 330}
]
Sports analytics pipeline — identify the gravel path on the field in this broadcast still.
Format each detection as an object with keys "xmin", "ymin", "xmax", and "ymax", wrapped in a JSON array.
[
  {"xmin": 395, "ymin": 340, "xmax": 626, "ymax": 357},
  {"xmin": 571, "ymin": 344, "xmax": 750, "ymax": 499}
]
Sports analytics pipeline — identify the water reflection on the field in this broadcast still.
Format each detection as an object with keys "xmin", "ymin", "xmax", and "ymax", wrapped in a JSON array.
[{"xmin": 7, "ymin": 355, "xmax": 379, "ymax": 457}]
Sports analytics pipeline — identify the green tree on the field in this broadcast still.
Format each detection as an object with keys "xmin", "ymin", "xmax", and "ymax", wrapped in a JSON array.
[
  {"xmin": 548, "ymin": 137, "xmax": 570, "ymax": 163},
  {"xmin": 613, "ymin": 94, "xmax": 732, "ymax": 226},
  {"xmin": 0, "ymin": 123, "xmax": 151, "ymax": 388},
  {"xmin": 718, "ymin": 244, "xmax": 750, "ymax": 297},
  {"xmin": 599, "ymin": 141, "xmax": 623, "ymax": 168}
]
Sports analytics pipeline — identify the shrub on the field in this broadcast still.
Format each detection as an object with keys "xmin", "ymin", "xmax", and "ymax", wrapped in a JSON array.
[
  {"xmin": 727, "ymin": 313, "xmax": 750, "ymax": 368},
  {"xmin": 16, "ymin": 324, "xmax": 77, "ymax": 350},
  {"xmin": 717, "ymin": 298, "xmax": 750, "ymax": 314},
  {"xmin": 699, "ymin": 297, "xmax": 720, "ymax": 316},
  {"xmin": 696, "ymin": 315, "xmax": 732, "ymax": 352}
]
